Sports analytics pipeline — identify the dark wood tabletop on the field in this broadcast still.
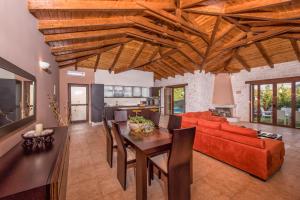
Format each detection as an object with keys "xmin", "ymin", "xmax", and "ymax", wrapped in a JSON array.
[
  {"xmin": 118, "ymin": 122, "xmax": 172, "ymax": 154},
  {"xmin": 0, "ymin": 127, "xmax": 69, "ymax": 200},
  {"xmin": 117, "ymin": 122, "xmax": 172, "ymax": 200}
]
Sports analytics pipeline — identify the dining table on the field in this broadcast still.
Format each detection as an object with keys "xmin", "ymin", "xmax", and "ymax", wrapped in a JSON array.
[{"xmin": 118, "ymin": 122, "xmax": 173, "ymax": 200}]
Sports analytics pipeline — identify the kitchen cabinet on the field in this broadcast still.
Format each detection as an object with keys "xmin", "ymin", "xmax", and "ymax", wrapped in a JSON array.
[
  {"xmin": 123, "ymin": 86, "xmax": 132, "ymax": 97},
  {"xmin": 104, "ymin": 86, "xmax": 114, "ymax": 97},
  {"xmin": 133, "ymin": 87, "xmax": 142, "ymax": 97}
]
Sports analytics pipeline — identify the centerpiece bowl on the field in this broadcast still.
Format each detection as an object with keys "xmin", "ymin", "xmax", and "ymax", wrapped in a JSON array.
[{"xmin": 128, "ymin": 116, "xmax": 155, "ymax": 136}]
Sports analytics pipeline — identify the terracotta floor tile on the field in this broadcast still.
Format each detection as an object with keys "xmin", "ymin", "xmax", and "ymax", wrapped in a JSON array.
[{"xmin": 66, "ymin": 118, "xmax": 300, "ymax": 200}]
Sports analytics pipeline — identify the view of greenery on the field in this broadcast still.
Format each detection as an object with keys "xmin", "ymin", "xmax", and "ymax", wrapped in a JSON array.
[{"xmin": 173, "ymin": 87, "xmax": 185, "ymax": 114}]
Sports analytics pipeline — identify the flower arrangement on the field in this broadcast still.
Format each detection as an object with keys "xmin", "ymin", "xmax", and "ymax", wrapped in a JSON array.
[
  {"xmin": 48, "ymin": 94, "xmax": 70, "ymax": 127},
  {"xmin": 128, "ymin": 116, "xmax": 155, "ymax": 136}
]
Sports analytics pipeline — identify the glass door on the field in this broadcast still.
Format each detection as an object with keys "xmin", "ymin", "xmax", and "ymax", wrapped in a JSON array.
[
  {"xmin": 69, "ymin": 84, "xmax": 89, "ymax": 123},
  {"xmin": 259, "ymin": 84, "xmax": 273, "ymax": 124},
  {"xmin": 276, "ymin": 83, "xmax": 292, "ymax": 127},
  {"xmin": 296, "ymin": 82, "xmax": 300, "ymax": 128},
  {"xmin": 172, "ymin": 87, "xmax": 185, "ymax": 114}
]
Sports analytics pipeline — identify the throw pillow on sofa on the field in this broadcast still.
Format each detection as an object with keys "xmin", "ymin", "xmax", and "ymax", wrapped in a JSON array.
[{"xmin": 221, "ymin": 123, "xmax": 258, "ymax": 138}]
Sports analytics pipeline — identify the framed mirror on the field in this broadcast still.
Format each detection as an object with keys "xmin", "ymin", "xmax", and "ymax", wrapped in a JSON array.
[{"xmin": 0, "ymin": 57, "xmax": 36, "ymax": 137}]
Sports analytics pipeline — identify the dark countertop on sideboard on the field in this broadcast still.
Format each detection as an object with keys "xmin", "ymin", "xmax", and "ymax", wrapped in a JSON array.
[{"xmin": 0, "ymin": 126, "xmax": 69, "ymax": 199}]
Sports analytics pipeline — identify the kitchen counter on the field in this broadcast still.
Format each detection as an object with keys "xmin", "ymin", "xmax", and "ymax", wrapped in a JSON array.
[{"xmin": 104, "ymin": 105, "xmax": 160, "ymax": 120}]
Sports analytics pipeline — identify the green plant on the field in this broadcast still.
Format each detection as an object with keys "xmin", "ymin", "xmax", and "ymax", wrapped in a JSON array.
[{"xmin": 129, "ymin": 116, "xmax": 154, "ymax": 126}]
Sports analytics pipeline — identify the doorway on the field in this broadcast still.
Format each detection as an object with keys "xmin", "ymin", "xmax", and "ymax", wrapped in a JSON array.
[
  {"xmin": 68, "ymin": 84, "xmax": 89, "ymax": 123},
  {"xmin": 164, "ymin": 85, "xmax": 186, "ymax": 115},
  {"xmin": 249, "ymin": 77, "xmax": 300, "ymax": 128}
]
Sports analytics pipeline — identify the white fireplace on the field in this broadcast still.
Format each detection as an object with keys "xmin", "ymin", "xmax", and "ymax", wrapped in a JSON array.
[{"xmin": 211, "ymin": 74, "xmax": 240, "ymax": 122}]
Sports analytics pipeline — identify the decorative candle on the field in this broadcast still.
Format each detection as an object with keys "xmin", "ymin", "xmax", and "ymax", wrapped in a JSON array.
[{"xmin": 35, "ymin": 123, "xmax": 43, "ymax": 134}]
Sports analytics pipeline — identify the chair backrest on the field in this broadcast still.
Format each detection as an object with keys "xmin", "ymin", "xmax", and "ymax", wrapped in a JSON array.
[
  {"xmin": 167, "ymin": 115, "xmax": 182, "ymax": 132},
  {"xmin": 150, "ymin": 111, "xmax": 160, "ymax": 127},
  {"xmin": 168, "ymin": 127, "xmax": 195, "ymax": 170},
  {"xmin": 111, "ymin": 122, "xmax": 127, "ymax": 159},
  {"xmin": 103, "ymin": 117, "xmax": 113, "ymax": 143},
  {"xmin": 114, "ymin": 110, "xmax": 128, "ymax": 122}
]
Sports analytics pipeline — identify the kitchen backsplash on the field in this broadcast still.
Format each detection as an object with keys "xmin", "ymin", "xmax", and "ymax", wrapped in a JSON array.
[{"xmin": 104, "ymin": 98, "xmax": 147, "ymax": 106}]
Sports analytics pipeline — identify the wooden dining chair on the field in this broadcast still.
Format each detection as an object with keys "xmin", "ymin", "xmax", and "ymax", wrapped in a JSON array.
[
  {"xmin": 148, "ymin": 127, "xmax": 196, "ymax": 200},
  {"xmin": 167, "ymin": 115, "xmax": 182, "ymax": 132},
  {"xmin": 149, "ymin": 111, "xmax": 160, "ymax": 127},
  {"xmin": 114, "ymin": 110, "xmax": 128, "ymax": 122},
  {"xmin": 111, "ymin": 122, "xmax": 136, "ymax": 190},
  {"xmin": 103, "ymin": 117, "xmax": 117, "ymax": 168}
]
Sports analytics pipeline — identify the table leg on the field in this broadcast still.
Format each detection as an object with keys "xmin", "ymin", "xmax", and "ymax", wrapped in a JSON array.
[{"xmin": 136, "ymin": 149, "xmax": 148, "ymax": 200}]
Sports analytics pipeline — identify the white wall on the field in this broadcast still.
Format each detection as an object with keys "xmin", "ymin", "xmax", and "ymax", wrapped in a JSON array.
[
  {"xmin": 155, "ymin": 71, "xmax": 214, "ymax": 114},
  {"xmin": 231, "ymin": 61, "xmax": 300, "ymax": 122},
  {"xmin": 95, "ymin": 70, "xmax": 154, "ymax": 106},
  {"xmin": 0, "ymin": 0, "xmax": 59, "ymax": 156}
]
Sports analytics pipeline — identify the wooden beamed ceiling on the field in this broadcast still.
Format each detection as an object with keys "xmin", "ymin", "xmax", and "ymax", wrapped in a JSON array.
[{"xmin": 28, "ymin": 0, "xmax": 300, "ymax": 80}]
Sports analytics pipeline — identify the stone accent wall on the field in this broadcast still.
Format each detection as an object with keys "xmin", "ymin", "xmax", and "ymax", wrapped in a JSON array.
[
  {"xmin": 231, "ymin": 61, "xmax": 300, "ymax": 122},
  {"xmin": 154, "ymin": 71, "xmax": 214, "ymax": 114}
]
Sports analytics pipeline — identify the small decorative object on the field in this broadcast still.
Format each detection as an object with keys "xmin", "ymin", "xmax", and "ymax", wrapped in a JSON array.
[
  {"xmin": 22, "ymin": 129, "xmax": 55, "ymax": 152},
  {"xmin": 35, "ymin": 123, "xmax": 44, "ymax": 134},
  {"xmin": 128, "ymin": 116, "xmax": 155, "ymax": 136},
  {"xmin": 48, "ymin": 94, "xmax": 70, "ymax": 126}
]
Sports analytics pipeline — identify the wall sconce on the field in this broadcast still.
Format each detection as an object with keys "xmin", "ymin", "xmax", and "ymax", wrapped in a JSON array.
[{"xmin": 39, "ymin": 61, "xmax": 50, "ymax": 71}]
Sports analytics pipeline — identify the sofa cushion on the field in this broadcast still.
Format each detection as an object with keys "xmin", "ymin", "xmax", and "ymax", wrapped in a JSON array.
[
  {"xmin": 210, "ymin": 116, "xmax": 228, "ymax": 123},
  {"xmin": 221, "ymin": 123, "xmax": 258, "ymax": 138},
  {"xmin": 183, "ymin": 112, "xmax": 198, "ymax": 118},
  {"xmin": 219, "ymin": 131, "xmax": 265, "ymax": 149},
  {"xmin": 197, "ymin": 118, "xmax": 221, "ymax": 129},
  {"xmin": 181, "ymin": 116, "xmax": 198, "ymax": 128}
]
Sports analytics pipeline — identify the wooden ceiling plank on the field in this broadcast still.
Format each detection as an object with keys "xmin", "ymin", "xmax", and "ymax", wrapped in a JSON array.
[
  {"xmin": 139, "ymin": 3, "xmax": 209, "ymax": 42},
  {"xmin": 29, "ymin": 1, "xmax": 176, "ymax": 12},
  {"xmin": 177, "ymin": 48, "xmax": 198, "ymax": 65},
  {"xmin": 129, "ymin": 16, "xmax": 189, "ymax": 42},
  {"xmin": 109, "ymin": 44, "xmax": 125, "ymax": 72},
  {"xmin": 234, "ymin": 51, "xmax": 251, "ymax": 72},
  {"xmin": 225, "ymin": 0, "xmax": 292, "ymax": 14},
  {"xmin": 94, "ymin": 54, "xmax": 101, "ymax": 72},
  {"xmin": 223, "ymin": 17, "xmax": 250, "ymax": 32},
  {"xmin": 290, "ymin": 39, "xmax": 300, "ymax": 62},
  {"xmin": 128, "ymin": 42, "xmax": 146, "ymax": 68},
  {"xmin": 161, "ymin": 60, "xmax": 185, "ymax": 75},
  {"xmin": 220, "ymin": 27, "xmax": 293, "ymax": 51},
  {"xmin": 152, "ymin": 63, "xmax": 175, "ymax": 77},
  {"xmin": 239, "ymin": 19, "xmax": 300, "ymax": 27},
  {"xmin": 251, "ymin": 26, "xmax": 300, "ymax": 33},
  {"xmin": 168, "ymin": 56, "xmax": 195, "ymax": 73},
  {"xmin": 214, "ymin": 24, "xmax": 235, "ymax": 43},
  {"xmin": 148, "ymin": 47, "xmax": 160, "ymax": 61},
  {"xmin": 254, "ymin": 42, "xmax": 274, "ymax": 68},
  {"xmin": 146, "ymin": 65, "xmax": 168, "ymax": 78},
  {"xmin": 51, "ymin": 37, "xmax": 131, "ymax": 54},
  {"xmin": 45, "ymin": 28, "xmax": 128, "ymax": 43},
  {"xmin": 39, "ymin": 17, "xmax": 133, "ymax": 31},
  {"xmin": 200, "ymin": 15, "xmax": 222, "ymax": 70},
  {"xmin": 181, "ymin": 0, "xmax": 210, "ymax": 9},
  {"xmin": 56, "ymin": 44, "xmax": 120, "ymax": 62}
]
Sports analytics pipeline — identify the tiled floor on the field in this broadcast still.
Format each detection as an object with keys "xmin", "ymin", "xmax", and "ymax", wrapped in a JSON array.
[{"xmin": 67, "ymin": 117, "xmax": 300, "ymax": 200}]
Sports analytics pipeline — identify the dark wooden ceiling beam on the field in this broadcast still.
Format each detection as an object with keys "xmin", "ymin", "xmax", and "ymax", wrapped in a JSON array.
[
  {"xmin": 290, "ymin": 39, "xmax": 300, "ymax": 62},
  {"xmin": 109, "ymin": 44, "xmax": 125, "ymax": 72},
  {"xmin": 128, "ymin": 42, "xmax": 146, "ymax": 68},
  {"xmin": 254, "ymin": 42, "xmax": 274, "ymax": 68},
  {"xmin": 94, "ymin": 54, "xmax": 101, "ymax": 72},
  {"xmin": 234, "ymin": 51, "xmax": 251, "ymax": 72}
]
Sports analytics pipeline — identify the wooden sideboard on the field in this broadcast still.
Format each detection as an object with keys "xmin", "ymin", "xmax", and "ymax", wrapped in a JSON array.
[{"xmin": 0, "ymin": 127, "xmax": 70, "ymax": 200}]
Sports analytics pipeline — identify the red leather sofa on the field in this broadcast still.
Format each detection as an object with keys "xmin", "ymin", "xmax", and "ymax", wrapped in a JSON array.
[{"xmin": 180, "ymin": 111, "xmax": 285, "ymax": 180}]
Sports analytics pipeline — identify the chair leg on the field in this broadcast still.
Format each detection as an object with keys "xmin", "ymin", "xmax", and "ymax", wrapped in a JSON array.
[{"xmin": 148, "ymin": 162, "xmax": 153, "ymax": 186}]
